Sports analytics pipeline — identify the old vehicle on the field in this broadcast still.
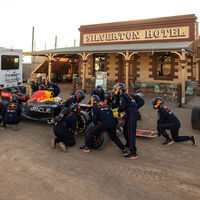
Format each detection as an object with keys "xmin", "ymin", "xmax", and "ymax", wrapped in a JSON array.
[
  {"xmin": 0, "ymin": 47, "xmax": 25, "ymax": 101},
  {"xmin": 0, "ymin": 47, "xmax": 23, "ymax": 89}
]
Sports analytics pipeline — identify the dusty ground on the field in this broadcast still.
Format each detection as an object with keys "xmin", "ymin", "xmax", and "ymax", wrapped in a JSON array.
[{"xmin": 0, "ymin": 84, "xmax": 200, "ymax": 200}]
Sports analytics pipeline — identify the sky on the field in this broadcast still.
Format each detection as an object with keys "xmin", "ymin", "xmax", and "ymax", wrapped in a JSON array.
[{"xmin": 0, "ymin": 0, "xmax": 199, "ymax": 62}]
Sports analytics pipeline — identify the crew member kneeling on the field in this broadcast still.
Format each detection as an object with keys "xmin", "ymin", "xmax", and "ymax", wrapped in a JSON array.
[
  {"xmin": 42, "ymin": 79, "xmax": 60, "ymax": 97},
  {"xmin": 80, "ymin": 95, "xmax": 127, "ymax": 156},
  {"xmin": 152, "ymin": 97, "xmax": 197, "ymax": 146},
  {"xmin": 2, "ymin": 94, "xmax": 21, "ymax": 130},
  {"xmin": 91, "ymin": 85, "xmax": 105, "ymax": 101},
  {"xmin": 30, "ymin": 80, "xmax": 39, "ymax": 93},
  {"xmin": 51, "ymin": 104, "xmax": 79, "ymax": 152}
]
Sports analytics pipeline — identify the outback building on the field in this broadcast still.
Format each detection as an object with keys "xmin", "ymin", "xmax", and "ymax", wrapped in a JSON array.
[{"xmin": 24, "ymin": 14, "xmax": 200, "ymax": 102}]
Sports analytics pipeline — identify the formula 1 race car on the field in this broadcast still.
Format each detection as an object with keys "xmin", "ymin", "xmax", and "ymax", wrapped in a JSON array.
[
  {"xmin": 20, "ymin": 90, "xmax": 63, "ymax": 124},
  {"xmin": 0, "ymin": 90, "xmax": 63, "ymax": 124}
]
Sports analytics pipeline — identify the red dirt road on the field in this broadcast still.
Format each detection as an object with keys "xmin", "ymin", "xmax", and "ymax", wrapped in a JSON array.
[{"xmin": 0, "ymin": 89, "xmax": 199, "ymax": 200}]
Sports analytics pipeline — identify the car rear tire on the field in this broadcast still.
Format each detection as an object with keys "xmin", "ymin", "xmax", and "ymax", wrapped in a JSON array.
[
  {"xmin": 84, "ymin": 122, "xmax": 110, "ymax": 149},
  {"xmin": 191, "ymin": 106, "xmax": 200, "ymax": 130},
  {"xmin": 77, "ymin": 111, "xmax": 91, "ymax": 134}
]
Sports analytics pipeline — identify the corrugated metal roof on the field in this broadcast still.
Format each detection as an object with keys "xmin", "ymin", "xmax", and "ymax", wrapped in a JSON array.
[
  {"xmin": 24, "ymin": 41, "xmax": 194, "ymax": 55},
  {"xmin": 0, "ymin": 47, "xmax": 22, "ymax": 52}
]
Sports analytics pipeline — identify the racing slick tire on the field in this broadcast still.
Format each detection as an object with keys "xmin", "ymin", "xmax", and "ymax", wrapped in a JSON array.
[
  {"xmin": 191, "ymin": 106, "xmax": 200, "ymax": 130},
  {"xmin": 84, "ymin": 122, "xmax": 110, "ymax": 149},
  {"xmin": 77, "ymin": 111, "xmax": 92, "ymax": 134}
]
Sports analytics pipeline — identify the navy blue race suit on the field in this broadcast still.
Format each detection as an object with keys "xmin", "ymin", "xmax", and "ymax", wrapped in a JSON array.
[
  {"xmin": 30, "ymin": 82, "xmax": 39, "ymax": 93},
  {"xmin": 91, "ymin": 89, "xmax": 105, "ymax": 102},
  {"xmin": 85, "ymin": 102, "xmax": 124, "ymax": 150},
  {"xmin": 118, "ymin": 93, "xmax": 139, "ymax": 154},
  {"xmin": 0, "ymin": 102, "xmax": 3, "ymax": 124},
  {"xmin": 131, "ymin": 94, "xmax": 145, "ymax": 109},
  {"xmin": 53, "ymin": 111, "xmax": 77, "ymax": 147},
  {"xmin": 2, "ymin": 102, "xmax": 21, "ymax": 128},
  {"xmin": 157, "ymin": 106, "xmax": 191, "ymax": 142},
  {"xmin": 131, "ymin": 94, "xmax": 145, "ymax": 120},
  {"xmin": 46, "ymin": 82, "xmax": 60, "ymax": 97},
  {"xmin": 63, "ymin": 96, "xmax": 77, "ymax": 109},
  {"xmin": 104, "ymin": 94, "xmax": 120, "ymax": 109}
]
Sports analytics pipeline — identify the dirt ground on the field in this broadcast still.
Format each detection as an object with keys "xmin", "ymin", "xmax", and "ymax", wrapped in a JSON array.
[{"xmin": 0, "ymin": 85, "xmax": 200, "ymax": 200}]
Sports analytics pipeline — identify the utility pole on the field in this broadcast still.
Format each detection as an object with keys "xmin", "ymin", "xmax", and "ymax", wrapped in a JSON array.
[
  {"xmin": 55, "ymin": 36, "xmax": 57, "ymax": 49},
  {"xmin": 31, "ymin": 26, "xmax": 35, "ymax": 74},
  {"xmin": 74, "ymin": 39, "xmax": 76, "ymax": 47},
  {"xmin": 31, "ymin": 26, "xmax": 34, "ymax": 52}
]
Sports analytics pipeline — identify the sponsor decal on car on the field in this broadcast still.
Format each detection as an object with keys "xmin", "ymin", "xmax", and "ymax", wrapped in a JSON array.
[
  {"xmin": 30, "ymin": 106, "xmax": 51, "ymax": 113},
  {"xmin": 1, "ymin": 91, "xmax": 12, "ymax": 98}
]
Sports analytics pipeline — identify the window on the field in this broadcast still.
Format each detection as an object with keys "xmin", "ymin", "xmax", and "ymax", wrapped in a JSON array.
[
  {"xmin": 156, "ymin": 54, "xmax": 171, "ymax": 78},
  {"xmin": 1, "ymin": 55, "xmax": 19, "ymax": 70},
  {"xmin": 94, "ymin": 55, "xmax": 105, "ymax": 72}
]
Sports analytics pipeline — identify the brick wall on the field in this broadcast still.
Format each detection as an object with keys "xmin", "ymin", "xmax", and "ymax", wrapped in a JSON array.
[{"xmin": 83, "ymin": 52, "xmax": 196, "ymax": 84}]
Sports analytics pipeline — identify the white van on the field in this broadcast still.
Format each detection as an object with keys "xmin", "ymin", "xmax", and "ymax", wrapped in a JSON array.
[{"xmin": 0, "ymin": 47, "xmax": 23, "ymax": 89}]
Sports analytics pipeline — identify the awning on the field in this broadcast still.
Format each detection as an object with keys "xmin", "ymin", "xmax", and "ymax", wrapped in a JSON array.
[{"xmin": 23, "ymin": 41, "xmax": 194, "ymax": 56}]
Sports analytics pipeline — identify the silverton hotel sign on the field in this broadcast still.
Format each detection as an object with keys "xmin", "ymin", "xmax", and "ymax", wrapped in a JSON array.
[{"xmin": 83, "ymin": 26, "xmax": 189, "ymax": 44}]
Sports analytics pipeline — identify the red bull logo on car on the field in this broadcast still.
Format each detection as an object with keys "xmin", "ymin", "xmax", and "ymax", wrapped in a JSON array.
[{"xmin": 28, "ymin": 90, "xmax": 54, "ymax": 103}]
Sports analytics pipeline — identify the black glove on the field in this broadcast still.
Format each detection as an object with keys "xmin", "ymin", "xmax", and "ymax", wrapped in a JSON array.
[
  {"xmin": 123, "ymin": 114, "xmax": 128, "ymax": 120},
  {"xmin": 71, "ymin": 130, "xmax": 76, "ymax": 135}
]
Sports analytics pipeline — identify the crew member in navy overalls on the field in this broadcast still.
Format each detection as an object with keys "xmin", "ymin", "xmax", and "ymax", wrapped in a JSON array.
[
  {"xmin": 0, "ymin": 102, "xmax": 3, "ymax": 125},
  {"xmin": 80, "ymin": 95, "xmax": 128, "ymax": 156},
  {"xmin": 131, "ymin": 93, "xmax": 144, "ymax": 109},
  {"xmin": 30, "ymin": 80, "xmax": 39, "ymax": 93},
  {"xmin": 91, "ymin": 85, "xmax": 105, "ymax": 101},
  {"xmin": 42, "ymin": 79, "xmax": 60, "ymax": 97},
  {"xmin": 152, "ymin": 97, "xmax": 197, "ymax": 146},
  {"xmin": 130, "ymin": 93, "xmax": 145, "ymax": 120},
  {"xmin": 51, "ymin": 104, "xmax": 80, "ymax": 152},
  {"xmin": 104, "ymin": 90, "xmax": 121, "ymax": 109},
  {"xmin": 63, "ymin": 90, "xmax": 85, "ymax": 109},
  {"xmin": 115, "ymin": 83, "xmax": 139, "ymax": 160},
  {"xmin": 112, "ymin": 83, "xmax": 125, "ymax": 109},
  {"xmin": 104, "ymin": 91, "xmax": 114, "ymax": 106},
  {"xmin": 2, "ymin": 94, "xmax": 21, "ymax": 130}
]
